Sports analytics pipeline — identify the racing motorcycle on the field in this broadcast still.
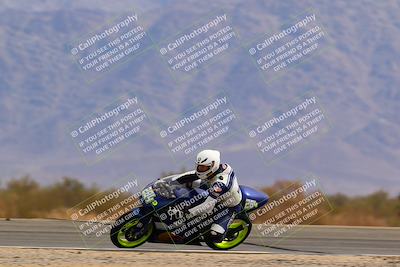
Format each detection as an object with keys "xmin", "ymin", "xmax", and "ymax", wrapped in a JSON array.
[{"xmin": 110, "ymin": 175, "xmax": 269, "ymax": 250}]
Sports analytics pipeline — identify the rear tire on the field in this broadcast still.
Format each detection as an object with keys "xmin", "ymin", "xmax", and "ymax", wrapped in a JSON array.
[
  {"xmin": 110, "ymin": 212, "xmax": 153, "ymax": 248},
  {"xmin": 205, "ymin": 215, "xmax": 252, "ymax": 250}
]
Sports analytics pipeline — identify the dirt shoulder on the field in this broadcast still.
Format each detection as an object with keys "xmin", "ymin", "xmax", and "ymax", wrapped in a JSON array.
[{"xmin": 0, "ymin": 248, "xmax": 399, "ymax": 267}]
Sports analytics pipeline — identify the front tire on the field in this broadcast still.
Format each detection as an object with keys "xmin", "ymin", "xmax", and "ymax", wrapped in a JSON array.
[
  {"xmin": 110, "ymin": 213, "xmax": 154, "ymax": 248},
  {"xmin": 205, "ymin": 216, "xmax": 252, "ymax": 250}
]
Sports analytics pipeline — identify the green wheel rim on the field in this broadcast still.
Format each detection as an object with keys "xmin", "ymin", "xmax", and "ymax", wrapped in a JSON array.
[
  {"xmin": 213, "ymin": 219, "xmax": 249, "ymax": 249},
  {"xmin": 117, "ymin": 219, "xmax": 153, "ymax": 247}
]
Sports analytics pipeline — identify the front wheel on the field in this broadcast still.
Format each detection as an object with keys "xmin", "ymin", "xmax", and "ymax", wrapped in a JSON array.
[
  {"xmin": 110, "ymin": 213, "xmax": 154, "ymax": 248},
  {"xmin": 205, "ymin": 217, "xmax": 252, "ymax": 250}
]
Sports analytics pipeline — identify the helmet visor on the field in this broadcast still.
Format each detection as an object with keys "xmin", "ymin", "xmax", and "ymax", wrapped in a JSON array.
[{"xmin": 196, "ymin": 164, "xmax": 211, "ymax": 172}]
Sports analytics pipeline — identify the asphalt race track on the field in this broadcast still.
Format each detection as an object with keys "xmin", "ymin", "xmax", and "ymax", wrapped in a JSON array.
[{"xmin": 0, "ymin": 219, "xmax": 398, "ymax": 256}]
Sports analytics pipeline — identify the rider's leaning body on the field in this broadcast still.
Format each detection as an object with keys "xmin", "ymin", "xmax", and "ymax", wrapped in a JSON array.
[{"xmin": 154, "ymin": 150, "xmax": 243, "ymax": 242}]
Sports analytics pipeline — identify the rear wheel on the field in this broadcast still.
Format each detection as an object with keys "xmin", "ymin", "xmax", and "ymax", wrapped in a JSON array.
[
  {"xmin": 205, "ymin": 217, "xmax": 252, "ymax": 250},
  {"xmin": 110, "ymin": 215, "xmax": 153, "ymax": 248}
]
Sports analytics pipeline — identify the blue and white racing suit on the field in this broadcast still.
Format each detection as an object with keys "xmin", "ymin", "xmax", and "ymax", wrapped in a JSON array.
[{"xmin": 169, "ymin": 164, "xmax": 243, "ymax": 242}]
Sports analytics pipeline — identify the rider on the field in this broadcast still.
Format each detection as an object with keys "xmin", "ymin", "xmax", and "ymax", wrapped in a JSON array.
[{"xmin": 153, "ymin": 149, "xmax": 243, "ymax": 243}]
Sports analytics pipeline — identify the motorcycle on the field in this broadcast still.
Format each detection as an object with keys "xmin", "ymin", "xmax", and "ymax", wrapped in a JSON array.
[{"xmin": 110, "ymin": 175, "xmax": 269, "ymax": 250}]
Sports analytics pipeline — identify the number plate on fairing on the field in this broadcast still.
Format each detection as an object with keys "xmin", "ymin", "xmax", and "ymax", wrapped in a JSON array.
[
  {"xmin": 142, "ymin": 187, "xmax": 156, "ymax": 204},
  {"xmin": 244, "ymin": 199, "xmax": 258, "ymax": 210}
]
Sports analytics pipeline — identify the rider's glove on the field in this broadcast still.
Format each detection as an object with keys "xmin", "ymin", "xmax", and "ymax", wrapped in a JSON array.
[{"xmin": 153, "ymin": 180, "xmax": 176, "ymax": 199}]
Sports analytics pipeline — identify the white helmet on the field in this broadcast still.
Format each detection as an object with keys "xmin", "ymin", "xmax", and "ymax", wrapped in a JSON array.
[{"xmin": 195, "ymin": 149, "xmax": 220, "ymax": 180}]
